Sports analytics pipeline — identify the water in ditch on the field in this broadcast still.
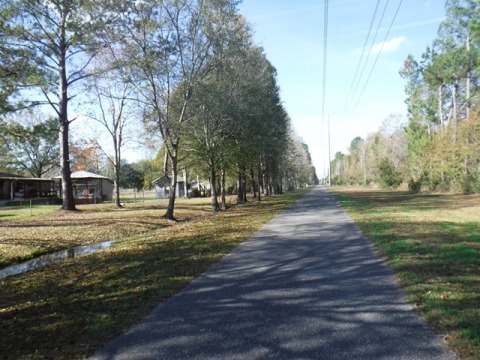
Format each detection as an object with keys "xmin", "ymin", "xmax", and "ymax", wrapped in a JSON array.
[{"xmin": 0, "ymin": 240, "xmax": 114, "ymax": 280}]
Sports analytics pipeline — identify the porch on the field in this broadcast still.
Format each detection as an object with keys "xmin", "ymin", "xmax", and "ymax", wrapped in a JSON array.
[{"xmin": 0, "ymin": 173, "xmax": 57, "ymax": 205}]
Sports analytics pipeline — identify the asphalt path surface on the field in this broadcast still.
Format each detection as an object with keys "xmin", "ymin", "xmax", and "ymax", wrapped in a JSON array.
[{"xmin": 91, "ymin": 186, "xmax": 456, "ymax": 360}]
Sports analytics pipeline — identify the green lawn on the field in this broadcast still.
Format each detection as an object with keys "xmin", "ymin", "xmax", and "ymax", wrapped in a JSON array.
[
  {"xmin": 0, "ymin": 189, "xmax": 310, "ymax": 359},
  {"xmin": 329, "ymin": 187, "xmax": 480, "ymax": 360}
]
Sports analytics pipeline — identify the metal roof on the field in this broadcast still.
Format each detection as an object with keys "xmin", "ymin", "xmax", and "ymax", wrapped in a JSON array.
[
  {"xmin": 53, "ymin": 170, "xmax": 112, "ymax": 181},
  {"xmin": 70, "ymin": 170, "xmax": 111, "ymax": 180}
]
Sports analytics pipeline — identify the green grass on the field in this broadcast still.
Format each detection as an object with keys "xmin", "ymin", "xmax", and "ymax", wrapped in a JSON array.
[
  {"xmin": 468, "ymin": 234, "xmax": 480, "ymax": 242},
  {"xmin": 0, "ymin": 189, "xmax": 310, "ymax": 359},
  {"xmin": 0, "ymin": 204, "xmax": 59, "ymax": 221},
  {"xmin": 329, "ymin": 187, "xmax": 480, "ymax": 360}
]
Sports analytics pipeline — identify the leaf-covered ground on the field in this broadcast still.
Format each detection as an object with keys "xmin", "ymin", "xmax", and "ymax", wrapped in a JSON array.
[
  {"xmin": 0, "ymin": 190, "xmax": 309, "ymax": 359},
  {"xmin": 329, "ymin": 187, "xmax": 480, "ymax": 360}
]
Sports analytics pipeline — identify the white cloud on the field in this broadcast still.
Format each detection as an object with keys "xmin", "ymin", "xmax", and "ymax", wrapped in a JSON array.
[{"xmin": 372, "ymin": 36, "xmax": 407, "ymax": 54}]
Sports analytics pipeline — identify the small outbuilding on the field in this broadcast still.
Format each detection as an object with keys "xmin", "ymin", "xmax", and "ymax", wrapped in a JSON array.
[
  {"xmin": 55, "ymin": 170, "xmax": 113, "ymax": 204},
  {"xmin": 153, "ymin": 176, "xmax": 186, "ymax": 199}
]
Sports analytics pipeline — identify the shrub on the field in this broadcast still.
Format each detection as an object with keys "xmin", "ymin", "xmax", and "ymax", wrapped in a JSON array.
[
  {"xmin": 408, "ymin": 178, "xmax": 422, "ymax": 194},
  {"xmin": 378, "ymin": 158, "xmax": 402, "ymax": 188}
]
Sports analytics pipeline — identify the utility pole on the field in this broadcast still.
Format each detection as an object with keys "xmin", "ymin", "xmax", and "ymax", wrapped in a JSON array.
[
  {"xmin": 321, "ymin": 0, "xmax": 329, "ymax": 186},
  {"xmin": 323, "ymin": 159, "xmax": 326, "ymax": 186},
  {"xmin": 363, "ymin": 139, "xmax": 367, "ymax": 187},
  {"xmin": 328, "ymin": 116, "xmax": 332, "ymax": 186}
]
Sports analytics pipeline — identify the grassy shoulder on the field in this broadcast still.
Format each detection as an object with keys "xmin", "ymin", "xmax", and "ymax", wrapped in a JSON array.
[
  {"xmin": 328, "ymin": 186, "xmax": 480, "ymax": 360},
  {"xmin": 0, "ymin": 189, "xmax": 310, "ymax": 360}
]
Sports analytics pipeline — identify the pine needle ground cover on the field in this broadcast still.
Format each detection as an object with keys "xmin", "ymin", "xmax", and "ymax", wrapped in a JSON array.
[
  {"xmin": 0, "ymin": 189, "xmax": 309, "ymax": 360},
  {"xmin": 329, "ymin": 187, "xmax": 480, "ymax": 360}
]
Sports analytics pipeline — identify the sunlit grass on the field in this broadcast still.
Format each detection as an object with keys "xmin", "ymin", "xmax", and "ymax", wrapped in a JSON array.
[
  {"xmin": 329, "ymin": 187, "xmax": 480, "ymax": 360},
  {"xmin": 0, "ymin": 189, "xmax": 310, "ymax": 360}
]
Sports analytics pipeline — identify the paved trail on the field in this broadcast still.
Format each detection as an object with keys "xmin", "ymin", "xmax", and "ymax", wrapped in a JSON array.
[{"xmin": 91, "ymin": 187, "xmax": 456, "ymax": 360}]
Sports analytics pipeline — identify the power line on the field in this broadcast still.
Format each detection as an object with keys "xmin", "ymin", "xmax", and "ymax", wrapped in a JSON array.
[
  {"xmin": 321, "ymin": 0, "xmax": 329, "ymax": 125},
  {"xmin": 346, "ymin": 0, "xmax": 381, "ymax": 103},
  {"xmin": 350, "ymin": 0, "xmax": 404, "ymax": 116},
  {"xmin": 348, "ymin": 0, "xmax": 390, "ymax": 108}
]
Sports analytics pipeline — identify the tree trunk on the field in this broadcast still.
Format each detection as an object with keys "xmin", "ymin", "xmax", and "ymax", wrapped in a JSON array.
[
  {"xmin": 236, "ymin": 169, "xmax": 244, "ymax": 204},
  {"xmin": 114, "ymin": 154, "xmax": 121, "ymax": 208},
  {"xmin": 114, "ymin": 179, "xmax": 121, "ymax": 207},
  {"xmin": 265, "ymin": 174, "xmax": 270, "ymax": 196},
  {"xmin": 261, "ymin": 171, "xmax": 266, "ymax": 195},
  {"xmin": 265, "ymin": 163, "xmax": 271, "ymax": 195},
  {"xmin": 164, "ymin": 145, "xmax": 178, "ymax": 220},
  {"xmin": 114, "ymin": 138, "xmax": 122, "ymax": 207},
  {"xmin": 220, "ymin": 167, "xmax": 226, "ymax": 210},
  {"xmin": 58, "ymin": 23, "xmax": 76, "ymax": 211},
  {"xmin": 209, "ymin": 160, "xmax": 220, "ymax": 213},
  {"xmin": 250, "ymin": 166, "xmax": 256, "ymax": 199},
  {"xmin": 59, "ymin": 122, "xmax": 76, "ymax": 210},
  {"xmin": 257, "ymin": 163, "xmax": 262, "ymax": 201},
  {"xmin": 163, "ymin": 148, "xmax": 169, "ymax": 177},
  {"xmin": 242, "ymin": 167, "xmax": 247, "ymax": 203},
  {"xmin": 183, "ymin": 168, "xmax": 188, "ymax": 198}
]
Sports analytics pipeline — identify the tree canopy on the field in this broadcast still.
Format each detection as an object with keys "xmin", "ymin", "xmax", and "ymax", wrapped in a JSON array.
[
  {"xmin": 1, "ymin": 0, "xmax": 318, "ymax": 214},
  {"xmin": 0, "ymin": 112, "xmax": 59, "ymax": 177}
]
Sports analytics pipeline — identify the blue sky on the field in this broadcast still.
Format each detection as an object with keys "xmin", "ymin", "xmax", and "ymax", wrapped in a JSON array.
[{"xmin": 238, "ymin": 0, "xmax": 446, "ymax": 177}]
